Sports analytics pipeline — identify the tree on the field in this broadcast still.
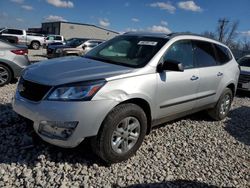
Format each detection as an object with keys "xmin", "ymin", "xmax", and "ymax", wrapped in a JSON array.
[
  {"xmin": 216, "ymin": 18, "xmax": 239, "ymax": 47},
  {"xmin": 201, "ymin": 18, "xmax": 239, "ymax": 46}
]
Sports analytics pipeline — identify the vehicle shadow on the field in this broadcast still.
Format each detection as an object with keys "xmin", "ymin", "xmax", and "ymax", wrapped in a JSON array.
[
  {"xmin": 121, "ymin": 180, "xmax": 218, "ymax": 188},
  {"xmin": 224, "ymin": 106, "xmax": 250, "ymax": 146},
  {"xmin": 0, "ymin": 103, "xmax": 104, "ymax": 167}
]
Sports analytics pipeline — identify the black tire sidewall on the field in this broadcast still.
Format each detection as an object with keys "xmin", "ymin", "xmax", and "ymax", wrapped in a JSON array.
[
  {"xmin": 96, "ymin": 104, "xmax": 147, "ymax": 163},
  {"xmin": 0, "ymin": 64, "xmax": 12, "ymax": 86}
]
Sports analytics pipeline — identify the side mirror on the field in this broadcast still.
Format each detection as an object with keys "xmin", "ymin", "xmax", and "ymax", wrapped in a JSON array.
[{"xmin": 157, "ymin": 59, "xmax": 184, "ymax": 72}]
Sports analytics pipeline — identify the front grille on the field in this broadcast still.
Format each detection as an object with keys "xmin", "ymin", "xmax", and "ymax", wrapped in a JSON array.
[
  {"xmin": 239, "ymin": 74, "xmax": 250, "ymax": 83},
  {"xmin": 18, "ymin": 78, "xmax": 52, "ymax": 102}
]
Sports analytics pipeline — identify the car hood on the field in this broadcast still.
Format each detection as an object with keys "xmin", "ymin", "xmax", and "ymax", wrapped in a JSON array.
[
  {"xmin": 240, "ymin": 66, "xmax": 250, "ymax": 74},
  {"xmin": 22, "ymin": 56, "xmax": 134, "ymax": 85}
]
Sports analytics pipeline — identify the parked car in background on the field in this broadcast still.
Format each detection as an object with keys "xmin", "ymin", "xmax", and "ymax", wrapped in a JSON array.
[
  {"xmin": 0, "ymin": 39, "xmax": 30, "ymax": 86},
  {"xmin": 44, "ymin": 35, "xmax": 64, "ymax": 47},
  {"xmin": 0, "ymin": 28, "xmax": 45, "ymax": 50},
  {"xmin": 13, "ymin": 32, "xmax": 239, "ymax": 163},
  {"xmin": 47, "ymin": 38, "xmax": 103, "ymax": 58},
  {"xmin": 237, "ymin": 55, "xmax": 250, "ymax": 91},
  {"xmin": 0, "ymin": 35, "xmax": 18, "ymax": 44}
]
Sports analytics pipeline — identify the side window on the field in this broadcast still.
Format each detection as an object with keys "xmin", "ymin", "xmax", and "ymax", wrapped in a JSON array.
[
  {"xmin": 8, "ymin": 29, "xmax": 23, "ymax": 35},
  {"xmin": 193, "ymin": 41, "xmax": 217, "ymax": 67},
  {"xmin": 163, "ymin": 40, "xmax": 194, "ymax": 69},
  {"xmin": 48, "ymin": 36, "xmax": 55, "ymax": 40},
  {"xmin": 55, "ymin": 36, "xmax": 62, "ymax": 40},
  {"xmin": 2, "ymin": 29, "xmax": 9, "ymax": 34},
  {"xmin": 214, "ymin": 44, "xmax": 232, "ymax": 64}
]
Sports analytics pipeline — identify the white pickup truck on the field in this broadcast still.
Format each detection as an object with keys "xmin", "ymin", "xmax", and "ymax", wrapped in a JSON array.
[{"xmin": 0, "ymin": 28, "xmax": 45, "ymax": 50}]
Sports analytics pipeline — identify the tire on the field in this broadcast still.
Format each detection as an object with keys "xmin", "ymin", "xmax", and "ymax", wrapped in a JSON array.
[
  {"xmin": 91, "ymin": 103, "xmax": 147, "ymax": 164},
  {"xmin": 31, "ymin": 41, "xmax": 40, "ymax": 50},
  {"xmin": 0, "ymin": 64, "xmax": 12, "ymax": 86},
  {"xmin": 208, "ymin": 88, "xmax": 233, "ymax": 120}
]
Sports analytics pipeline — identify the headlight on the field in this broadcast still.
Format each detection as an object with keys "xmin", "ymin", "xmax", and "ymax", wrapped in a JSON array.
[
  {"xmin": 56, "ymin": 48, "xmax": 63, "ymax": 53},
  {"xmin": 47, "ymin": 80, "xmax": 106, "ymax": 101}
]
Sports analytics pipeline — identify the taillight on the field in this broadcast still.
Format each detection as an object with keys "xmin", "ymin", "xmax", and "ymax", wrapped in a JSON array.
[{"xmin": 11, "ymin": 49, "xmax": 28, "ymax": 55}]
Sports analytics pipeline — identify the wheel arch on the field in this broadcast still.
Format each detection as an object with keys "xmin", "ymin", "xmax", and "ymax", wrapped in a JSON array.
[
  {"xmin": 226, "ymin": 83, "xmax": 236, "ymax": 97},
  {"xmin": 118, "ymin": 98, "xmax": 152, "ymax": 134}
]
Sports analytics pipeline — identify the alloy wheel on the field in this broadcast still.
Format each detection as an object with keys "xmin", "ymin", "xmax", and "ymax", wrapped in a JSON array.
[{"xmin": 111, "ymin": 116, "xmax": 141, "ymax": 154}]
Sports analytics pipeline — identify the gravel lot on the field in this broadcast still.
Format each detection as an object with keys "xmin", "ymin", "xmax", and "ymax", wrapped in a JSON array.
[{"xmin": 0, "ymin": 50, "xmax": 249, "ymax": 187}]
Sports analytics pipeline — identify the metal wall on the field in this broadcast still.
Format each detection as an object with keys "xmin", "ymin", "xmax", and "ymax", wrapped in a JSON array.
[
  {"xmin": 41, "ymin": 22, "xmax": 60, "ymax": 35},
  {"xmin": 60, "ymin": 22, "xmax": 118, "ymax": 40}
]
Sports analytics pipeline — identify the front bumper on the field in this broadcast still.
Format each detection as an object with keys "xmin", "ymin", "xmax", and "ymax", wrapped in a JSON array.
[{"xmin": 12, "ymin": 92, "xmax": 118, "ymax": 148}]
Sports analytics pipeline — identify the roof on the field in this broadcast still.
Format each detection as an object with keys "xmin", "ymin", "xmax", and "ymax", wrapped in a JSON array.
[
  {"xmin": 42, "ymin": 21, "xmax": 119, "ymax": 34},
  {"xmin": 124, "ymin": 31, "xmax": 225, "ymax": 46}
]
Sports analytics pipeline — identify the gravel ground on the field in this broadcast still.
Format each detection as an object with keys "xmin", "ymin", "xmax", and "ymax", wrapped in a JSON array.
[
  {"xmin": 0, "ymin": 50, "xmax": 250, "ymax": 187},
  {"xmin": 28, "ymin": 49, "xmax": 48, "ymax": 63},
  {"xmin": 0, "ymin": 82, "xmax": 249, "ymax": 188}
]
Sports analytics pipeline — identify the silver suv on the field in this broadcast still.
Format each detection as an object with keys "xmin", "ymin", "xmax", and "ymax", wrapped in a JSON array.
[{"xmin": 13, "ymin": 32, "xmax": 240, "ymax": 163}]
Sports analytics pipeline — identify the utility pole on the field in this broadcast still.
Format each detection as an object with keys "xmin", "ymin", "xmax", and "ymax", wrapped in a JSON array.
[{"xmin": 218, "ymin": 18, "xmax": 229, "ymax": 42}]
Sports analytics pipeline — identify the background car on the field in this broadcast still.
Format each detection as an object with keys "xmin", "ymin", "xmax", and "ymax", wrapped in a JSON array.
[
  {"xmin": 237, "ymin": 55, "xmax": 250, "ymax": 91},
  {"xmin": 0, "ymin": 28, "xmax": 45, "ymax": 50},
  {"xmin": 0, "ymin": 39, "xmax": 30, "ymax": 86},
  {"xmin": 44, "ymin": 35, "xmax": 64, "ymax": 47},
  {"xmin": 47, "ymin": 38, "xmax": 104, "ymax": 58}
]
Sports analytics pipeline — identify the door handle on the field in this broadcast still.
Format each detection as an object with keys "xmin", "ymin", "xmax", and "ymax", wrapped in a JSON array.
[
  {"xmin": 190, "ymin": 75, "xmax": 199, "ymax": 81},
  {"xmin": 217, "ymin": 72, "xmax": 223, "ymax": 77}
]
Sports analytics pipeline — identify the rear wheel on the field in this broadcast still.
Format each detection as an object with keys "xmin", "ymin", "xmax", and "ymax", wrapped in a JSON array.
[
  {"xmin": 208, "ymin": 88, "xmax": 233, "ymax": 120},
  {"xmin": 91, "ymin": 103, "xmax": 147, "ymax": 164},
  {"xmin": 31, "ymin": 41, "xmax": 40, "ymax": 50},
  {"xmin": 0, "ymin": 64, "xmax": 12, "ymax": 86}
]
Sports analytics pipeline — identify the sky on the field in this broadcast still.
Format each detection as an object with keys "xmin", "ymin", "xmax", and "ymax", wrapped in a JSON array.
[{"xmin": 0, "ymin": 0, "xmax": 250, "ymax": 38}]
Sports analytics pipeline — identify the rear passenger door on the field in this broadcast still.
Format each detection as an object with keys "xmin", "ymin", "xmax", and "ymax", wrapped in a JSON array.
[
  {"xmin": 156, "ymin": 40, "xmax": 200, "ymax": 118},
  {"xmin": 192, "ymin": 40, "xmax": 224, "ymax": 107}
]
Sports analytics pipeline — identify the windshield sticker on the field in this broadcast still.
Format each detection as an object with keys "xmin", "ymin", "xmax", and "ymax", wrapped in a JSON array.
[{"xmin": 138, "ymin": 41, "xmax": 158, "ymax": 46}]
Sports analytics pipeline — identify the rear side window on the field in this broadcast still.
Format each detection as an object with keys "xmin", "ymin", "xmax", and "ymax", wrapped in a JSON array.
[
  {"xmin": 163, "ymin": 40, "xmax": 194, "ymax": 69},
  {"xmin": 6, "ymin": 29, "xmax": 23, "ymax": 35},
  {"xmin": 55, "ymin": 36, "xmax": 62, "ymax": 40},
  {"xmin": 193, "ymin": 40, "xmax": 217, "ymax": 67},
  {"xmin": 214, "ymin": 44, "xmax": 232, "ymax": 64}
]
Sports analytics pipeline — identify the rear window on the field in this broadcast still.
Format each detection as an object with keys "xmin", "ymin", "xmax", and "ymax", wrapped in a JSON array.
[{"xmin": 214, "ymin": 44, "xmax": 232, "ymax": 64}]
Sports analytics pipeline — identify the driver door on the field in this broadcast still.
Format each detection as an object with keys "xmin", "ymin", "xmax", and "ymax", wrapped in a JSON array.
[{"xmin": 155, "ymin": 40, "xmax": 200, "ymax": 119}]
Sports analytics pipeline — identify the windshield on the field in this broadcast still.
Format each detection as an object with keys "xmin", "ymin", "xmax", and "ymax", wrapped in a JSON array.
[
  {"xmin": 66, "ymin": 38, "xmax": 87, "ymax": 48},
  {"xmin": 85, "ymin": 35, "xmax": 168, "ymax": 68},
  {"xmin": 238, "ymin": 57, "xmax": 250, "ymax": 67}
]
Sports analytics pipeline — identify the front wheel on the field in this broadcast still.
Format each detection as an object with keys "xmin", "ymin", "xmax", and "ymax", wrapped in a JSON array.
[
  {"xmin": 208, "ymin": 88, "xmax": 233, "ymax": 120},
  {"xmin": 91, "ymin": 103, "xmax": 147, "ymax": 164}
]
